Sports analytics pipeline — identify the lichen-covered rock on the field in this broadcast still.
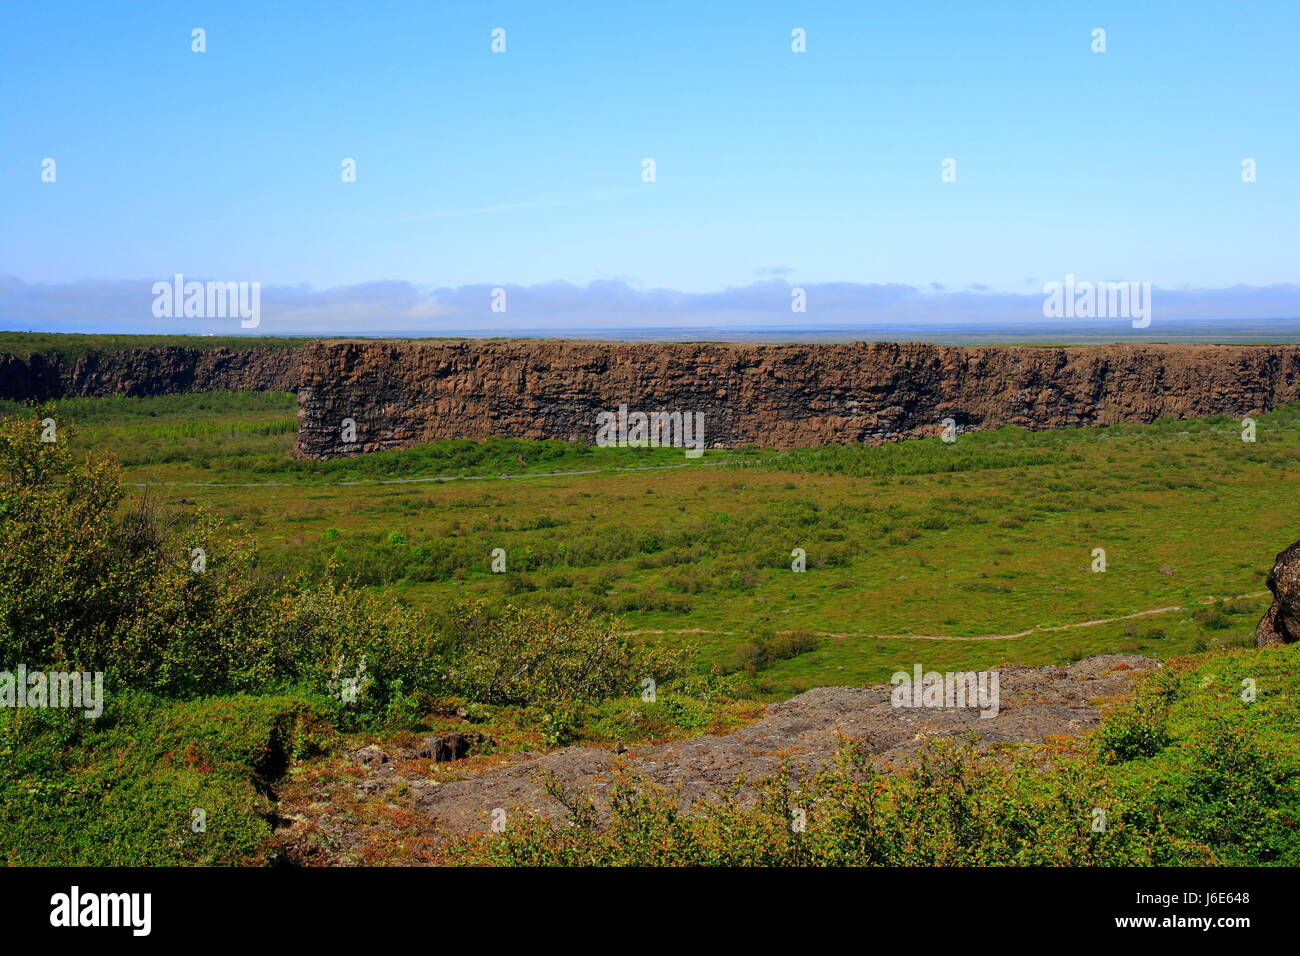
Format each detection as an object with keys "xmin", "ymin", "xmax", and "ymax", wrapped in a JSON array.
[
  {"xmin": 350, "ymin": 744, "xmax": 389, "ymax": 766},
  {"xmin": 1256, "ymin": 540, "xmax": 1300, "ymax": 648},
  {"xmin": 407, "ymin": 654, "xmax": 1157, "ymax": 836}
]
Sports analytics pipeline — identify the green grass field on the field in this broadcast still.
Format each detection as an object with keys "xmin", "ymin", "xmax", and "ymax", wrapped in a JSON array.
[
  {"xmin": 16, "ymin": 390, "xmax": 1295, "ymax": 698},
  {"xmin": 0, "ymin": 331, "xmax": 318, "ymax": 359},
  {"xmin": 5, "ymin": 389, "xmax": 1298, "ymax": 866}
]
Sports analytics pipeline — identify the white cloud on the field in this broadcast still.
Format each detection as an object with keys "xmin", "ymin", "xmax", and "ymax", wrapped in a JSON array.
[{"xmin": 1, "ymin": 275, "xmax": 1297, "ymax": 336}]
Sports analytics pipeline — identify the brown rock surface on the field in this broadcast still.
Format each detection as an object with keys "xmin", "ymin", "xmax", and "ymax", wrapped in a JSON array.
[
  {"xmin": 365, "ymin": 655, "xmax": 1155, "ymax": 839},
  {"xmin": 1256, "ymin": 539, "xmax": 1300, "ymax": 648},
  {"xmin": 292, "ymin": 340, "xmax": 1300, "ymax": 457},
  {"xmin": 0, "ymin": 345, "xmax": 302, "ymax": 400}
]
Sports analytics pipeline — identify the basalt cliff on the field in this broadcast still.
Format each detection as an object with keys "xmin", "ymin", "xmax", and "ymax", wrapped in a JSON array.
[
  {"xmin": 293, "ymin": 340, "xmax": 1300, "ymax": 457},
  {"xmin": 0, "ymin": 345, "xmax": 301, "ymax": 401}
]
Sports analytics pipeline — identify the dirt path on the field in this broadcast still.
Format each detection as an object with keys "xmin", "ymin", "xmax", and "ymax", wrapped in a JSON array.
[{"xmin": 626, "ymin": 591, "xmax": 1268, "ymax": 642}]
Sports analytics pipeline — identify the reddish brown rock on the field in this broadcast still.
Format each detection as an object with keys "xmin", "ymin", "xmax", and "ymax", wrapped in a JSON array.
[
  {"xmin": 292, "ymin": 340, "xmax": 1300, "ymax": 457},
  {"xmin": 0, "ymin": 345, "xmax": 302, "ymax": 400},
  {"xmin": 1256, "ymin": 539, "xmax": 1300, "ymax": 648}
]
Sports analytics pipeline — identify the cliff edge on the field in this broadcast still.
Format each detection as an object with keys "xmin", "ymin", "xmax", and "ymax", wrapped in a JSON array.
[{"xmin": 293, "ymin": 340, "xmax": 1300, "ymax": 457}]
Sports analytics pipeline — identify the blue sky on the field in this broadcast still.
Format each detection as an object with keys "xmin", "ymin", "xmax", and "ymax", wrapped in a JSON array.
[{"xmin": 1, "ymin": 0, "xmax": 1297, "ymax": 333}]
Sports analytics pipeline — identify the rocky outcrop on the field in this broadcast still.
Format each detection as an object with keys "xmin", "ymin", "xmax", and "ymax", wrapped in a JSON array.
[
  {"xmin": 1256, "ymin": 540, "xmax": 1300, "ymax": 648},
  {"xmin": 274, "ymin": 655, "xmax": 1156, "ymax": 853},
  {"xmin": 0, "ymin": 345, "xmax": 303, "ymax": 400},
  {"xmin": 294, "ymin": 340, "xmax": 1300, "ymax": 457},
  {"xmin": 413, "ymin": 655, "xmax": 1155, "ymax": 834}
]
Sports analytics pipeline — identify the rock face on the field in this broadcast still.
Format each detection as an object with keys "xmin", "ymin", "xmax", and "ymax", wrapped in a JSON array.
[
  {"xmin": 293, "ymin": 340, "xmax": 1300, "ymax": 457},
  {"xmin": 0, "ymin": 346, "xmax": 303, "ymax": 400},
  {"xmin": 1256, "ymin": 540, "xmax": 1300, "ymax": 648}
]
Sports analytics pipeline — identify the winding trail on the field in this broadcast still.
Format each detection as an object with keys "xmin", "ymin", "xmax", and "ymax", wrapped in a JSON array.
[{"xmin": 625, "ymin": 591, "xmax": 1268, "ymax": 642}]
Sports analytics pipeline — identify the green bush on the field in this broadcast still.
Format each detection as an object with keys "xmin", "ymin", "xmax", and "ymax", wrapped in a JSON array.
[
  {"xmin": 449, "ymin": 739, "xmax": 1155, "ymax": 866},
  {"xmin": 1096, "ymin": 696, "xmax": 1172, "ymax": 763},
  {"xmin": 0, "ymin": 689, "xmax": 335, "ymax": 864},
  {"xmin": 726, "ymin": 629, "xmax": 820, "ymax": 676},
  {"xmin": 538, "ymin": 702, "xmax": 585, "ymax": 748},
  {"xmin": 1192, "ymin": 605, "xmax": 1233, "ymax": 630},
  {"xmin": 449, "ymin": 688, "xmax": 1299, "ymax": 867},
  {"xmin": 0, "ymin": 409, "xmax": 437, "ymax": 719},
  {"xmin": 440, "ymin": 601, "xmax": 691, "ymax": 707},
  {"xmin": 1157, "ymin": 717, "xmax": 1295, "ymax": 863}
]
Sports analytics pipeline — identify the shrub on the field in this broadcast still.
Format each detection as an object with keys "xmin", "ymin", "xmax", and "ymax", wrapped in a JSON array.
[
  {"xmin": 1217, "ymin": 596, "xmax": 1257, "ymax": 615},
  {"xmin": 1192, "ymin": 605, "xmax": 1232, "ymax": 630},
  {"xmin": 447, "ymin": 739, "xmax": 1161, "ymax": 866},
  {"xmin": 0, "ymin": 408, "xmax": 434, "ymax": 718},
  {"xmin": 439, "ymin": 601, "xmax": 692, "ymax": 706},
  {"xmin": 538, "ymin": 702, "xmax": 585, "ymax": 748},
  {"xmin": 1159, "ymin": 717, "xmax": 1297, "ymax": 864},
  {"xmin": 726, "ymin": 629, "xmax": 820, "ymax": 676},
  {"xmin": 1096, "ymin": 696, "xmax": 1172, "ymax": 763},
  {"xmin": 445, "ymin": 670, "xmax": 1300, "ymax": 867},
  {"xmin": 0, "ymin": 689, "xmax": 336, "ymax": 864}
]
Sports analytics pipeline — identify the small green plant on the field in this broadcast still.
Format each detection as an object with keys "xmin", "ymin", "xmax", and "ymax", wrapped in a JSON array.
[
  {"xmin": 539, "ymin": 703, "xmax": 584, "ymax": 748},
  {"xmin": 660, "ymin": 695, "xmax": 710, "ymax": 729},
  {"xmin": 1192, "ymin": 604, "xmax": 1232, "ymax": 630},
  {"xmin": 1096, "ymin": 696, "xmax": 1172, "ymax": 763}
]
